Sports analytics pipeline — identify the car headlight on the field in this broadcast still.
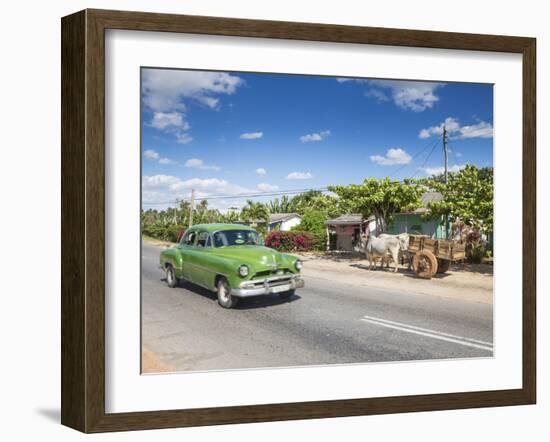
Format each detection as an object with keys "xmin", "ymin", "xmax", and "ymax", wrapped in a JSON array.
[
  {"xmin": 238, "ymin": 265, "xmax": 249, "ymax": 277},
  {"xmin": 295, "ymin": 259, "xmax": 303, "ymax": 271}
]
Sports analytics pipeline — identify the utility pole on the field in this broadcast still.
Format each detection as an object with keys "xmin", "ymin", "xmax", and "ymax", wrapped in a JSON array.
[
  {"xmin": 188, "ymin": 189, "xmax": 195, "ymax": 227},
  {"xmin": 173, "ymin": 198, "xmax": 179, "ymax": 224},
  {"xmin": 443, "ymin": 125, "xmax": 449, "ymax": 238},
  {"xmin": 443, "ymin": 125, "xmax": 448, "ymax": 184}
]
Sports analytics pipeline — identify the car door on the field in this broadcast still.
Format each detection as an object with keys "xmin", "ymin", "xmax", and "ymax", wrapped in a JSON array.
[
  {"xmin": 190, "ymin": 230, "xmax": 213, "ymax": 288},
  {"xmin": 179, "ymin": 229, "xmax": 198, "ymax": 282}
]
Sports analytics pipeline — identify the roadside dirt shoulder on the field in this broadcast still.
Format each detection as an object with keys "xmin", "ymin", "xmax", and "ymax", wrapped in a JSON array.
[
  {"xmin": 296, "ymin": 253, "xmax": 493, "ymax": 304},
  {"xmin": 142, "ymin": 237, "xmax": 492, "ymax": 305}
]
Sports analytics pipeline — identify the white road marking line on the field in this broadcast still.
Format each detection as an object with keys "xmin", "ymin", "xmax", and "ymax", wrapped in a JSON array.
[
  {"xmin": 362, "ymin": 315, "xmax": 493, "ymax": 346},
  {"xmin": 361, "ymin": 315, "xmax": 493, "ymax": 352}
]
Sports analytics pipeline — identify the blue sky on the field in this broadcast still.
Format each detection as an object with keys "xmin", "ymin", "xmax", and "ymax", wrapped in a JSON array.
[{"xmin": 141, "ymin": 68, "xmax": 493, "ymax": 210}]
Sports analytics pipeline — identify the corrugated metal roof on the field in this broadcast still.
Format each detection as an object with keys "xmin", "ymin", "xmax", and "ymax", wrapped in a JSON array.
[
  {"xmin": 421, "ymin": 192, "xmax": 444, "ymax": 206},
  {"xmin": 325, "ymin": 214, "xmax": 364, "ymax": 225},
  {"xmin": 269, "ymin": 213, "xmax": 301, "ymax": 223}
]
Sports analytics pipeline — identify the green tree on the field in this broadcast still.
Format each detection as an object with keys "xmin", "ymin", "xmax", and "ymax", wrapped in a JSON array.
[
  {"xmin": 292, "ymin": 208, "xmax": 328, "ymax": 250},
  {"xmin": 219, "ymin": 209, "xmax": 240, "ymax": 224},
  {"xmin": 290, "ymin": 190, "xmax": 341, "ymax": 218},
  {"xmin": 422, "ymin": 165, "xmax": 493, "ymax": 234},
  {"xmin": 241, "ymin": 200, "xmax": 270, "ymax": 225},
  {"xmin": 267, "ymin": 195, "xmax": 294, "ymax": 213},
  {"xmin": 329, "ymin": 178, "xmax": 422, "ymax": 232}
]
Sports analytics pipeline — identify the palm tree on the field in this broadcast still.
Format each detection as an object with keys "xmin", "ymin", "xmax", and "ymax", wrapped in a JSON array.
[
  {"xmin": 241, "ymin": 200, "xmax": 270, "ymax": 226},
  {"xmin": 267, "ymin": 195, "xmax": 294, "ymax": 213},
  {"xmin": 220, "ymin": 210, "xmax": 240, "ymax": 223}
]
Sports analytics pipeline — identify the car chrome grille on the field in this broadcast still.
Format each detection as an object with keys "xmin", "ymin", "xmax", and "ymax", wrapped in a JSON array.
[
  {"xmin": 247, "ymin": 276, "xmax": 293, "ymax": 287},
  {"xmin": 253, "ymin": 269, "xmax": 291, "ymax": 278}
]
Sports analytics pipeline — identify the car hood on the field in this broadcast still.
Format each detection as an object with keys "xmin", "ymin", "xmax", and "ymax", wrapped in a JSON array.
[{"xmin": 213, "ymin": 245, "xmax": 291, "ymax": 268}]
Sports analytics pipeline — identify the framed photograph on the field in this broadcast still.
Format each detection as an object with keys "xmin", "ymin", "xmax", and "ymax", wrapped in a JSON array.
[{"xmin": 61, "ymin": 9, "xmax": 536, "ymax": 433}]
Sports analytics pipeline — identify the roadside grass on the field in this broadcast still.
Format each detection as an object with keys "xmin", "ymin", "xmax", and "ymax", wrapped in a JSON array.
[{"xmin": 142, "ymin": 235, "xmax": 176, "ymax": 247}]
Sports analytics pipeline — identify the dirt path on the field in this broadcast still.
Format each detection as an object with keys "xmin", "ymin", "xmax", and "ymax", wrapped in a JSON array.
[
  {"xmin": 142, "ymin": 346, "xmax": 175, "ymax": 374},
  {"xmin": 296, "ymin": 253, "xmax": 493, "ymax": 304}
]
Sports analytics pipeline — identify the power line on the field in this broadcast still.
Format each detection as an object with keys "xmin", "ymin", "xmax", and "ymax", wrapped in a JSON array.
[
  {"xmin": 413, "ymin": 139, "xmax": 441, "ymax": 178},
  {"xmin": 389, "ymin": 137, "xmax": 441, "ymax": 178},
  {"xmin": 143, "ymin": 187, "xmax": 330, "ymax": 206},
  {"xmin": 143, "ymin": 142, "xmax": 443, "ymax": 208}
]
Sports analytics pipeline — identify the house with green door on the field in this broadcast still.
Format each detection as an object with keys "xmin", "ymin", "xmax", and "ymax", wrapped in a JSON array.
[{"xmin": 387, "ymin": 192, "xmax": 451, "ymax": 239}]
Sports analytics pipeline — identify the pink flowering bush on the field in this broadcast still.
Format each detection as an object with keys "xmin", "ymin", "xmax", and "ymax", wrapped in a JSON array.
[{"xmin": 264, "ymin": 231, "xmax": 315, "ymax": 252}]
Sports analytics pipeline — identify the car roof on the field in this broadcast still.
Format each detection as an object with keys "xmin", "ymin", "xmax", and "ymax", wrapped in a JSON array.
[{"xmin": 187, "ymin": 223, "xmax": 256, "ymax": 233}]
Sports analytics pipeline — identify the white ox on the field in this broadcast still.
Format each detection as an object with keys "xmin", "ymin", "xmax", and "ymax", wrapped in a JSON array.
[{"xmin": 355, "ymin": 234, "xmax": 405, "ymax": 273}]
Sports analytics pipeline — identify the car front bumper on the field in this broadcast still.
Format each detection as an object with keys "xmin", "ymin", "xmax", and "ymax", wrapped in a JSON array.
[{"xmin": 231, "ymin": 274, "xmax": 305, "ymax": 298}]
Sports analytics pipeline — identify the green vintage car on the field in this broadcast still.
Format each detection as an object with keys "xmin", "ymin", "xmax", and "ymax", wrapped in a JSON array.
[{"xmin": 159, "ymin": 223, "xmax": 305, "ymax": 308}]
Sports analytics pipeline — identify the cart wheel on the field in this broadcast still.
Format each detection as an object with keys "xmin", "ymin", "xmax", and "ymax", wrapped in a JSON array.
[
  {"xmin": 436, "ymin": 259, "xmax": 451, "ymax": 274},
  {"xmin": 412, "ymin": 250, "xmax": 438, "ymax": 279}
]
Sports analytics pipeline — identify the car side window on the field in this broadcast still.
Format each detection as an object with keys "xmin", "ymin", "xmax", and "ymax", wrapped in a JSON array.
[
  {"xmin": 196, "ymin": 231, "xmax": 209, "ymax": 248},
  {"xmin": 181, "ymin": 230, "xmax": 197, "ymax": 246},
  {"xmin": 212, "ymin": 232, "xmax": 226, "ymax": 247}
]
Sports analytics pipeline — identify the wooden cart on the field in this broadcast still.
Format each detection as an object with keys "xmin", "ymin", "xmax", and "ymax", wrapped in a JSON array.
[{"xmin": 408, "ymin": 235, "xmax": 466, "ymax": 279}]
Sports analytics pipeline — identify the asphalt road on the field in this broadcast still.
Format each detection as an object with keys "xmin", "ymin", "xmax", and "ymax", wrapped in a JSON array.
[{"xmin": 142, "ymin": 242, "xmax": 493, "ymax": 372}]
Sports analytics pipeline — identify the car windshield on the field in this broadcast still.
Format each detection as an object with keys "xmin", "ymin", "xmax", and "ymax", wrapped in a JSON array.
[{"xmin": 212, "ymin": 230, "xmax": 262, "ymax": 247}]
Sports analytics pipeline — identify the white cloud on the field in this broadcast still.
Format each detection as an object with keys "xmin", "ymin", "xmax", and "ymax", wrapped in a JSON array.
[
  {"xmin": 365, "ymin": 89, "xmax": 390, "ymax": 102},
  {"xmin": 143, "ymin": 149, "xmax": 159, "ymax": 160},
  {"xmin": 458, "ymin": 121, "xmax": 494, "ymax": 139},
  {"xmin": 142, "ymin": 174, "xmax": 181, "ymax": 188},
  {"xmin": 175, "ymin": 132, "xmax": 193, "ymax": 144},
  {"xmin": 158, "ymin": 157, "xmax": 176, "ymax": 165},
  {"xmin": 142, "ymin": 69, "xmax": 244, "ymax": 112},
  {"xmin": 300, "ymin": 130, "xmax": 331, "ymax": 143},
  {"xmin": 257, "ymin": 183, "xmax": 279, "ymax": 191},
  {"xmin": 422, "ymin": 164, "xmax": 466, "ymax": 176},
  {"xmin": 372, "ymin": 80, "xmax": 442, "ymax": 112},
  {"xmin": 255, "ymin": 167, "xmax": 267, "ymax": 176},
  {"xmin": 370, "ymin": 148, "xmax": 412, "ymax": 166},
  {"xmin": 240, "ymin": 132, "xmax": 263, "ymax": 140},
  {"xmin": 455, "ymin": 152, "xmax": 463, "ymax": 158},
  {"xmin": 338, "ymin": 78, "xmax": 443, "ymax": 112},
  {"xmin": 142, "ymin": 175, "xmax": 253, "ymax": 211},
  {"xmin": 185, "ymin": 158, "xmax": 221, "ymax": 171},
  {"xmin": 143, "ymin": 149, "xmax": 176, "ymax": 165},
  {"xmin": 419, "ymin": 117, "xmax": 493, "ymax": 140},
  {"xmin": 336, "ymin": 78, "xmax": 367, "ymax": 83},
  {"xmin": 286, "ymin": 171, "xmax": 313, "ymax": 180},
  {"xmin": 149, "ymin": 112, "xmax": 190, "ymax": 130}
]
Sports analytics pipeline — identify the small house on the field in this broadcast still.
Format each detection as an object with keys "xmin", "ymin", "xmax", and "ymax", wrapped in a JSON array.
[
  {"xmin": 325, "ymin": 214, "xmax": 376, "ymax": 252},
  {"xmin": 267, "ymin": 213, "xmax": 302, "ymax": 232},
  {"xmin": 387, "ymin": 192, "xmax": 450, "ymax": 239},
  {"xmin": 246, "ymin": 213, "xmax": 302, "ymax": 232}
]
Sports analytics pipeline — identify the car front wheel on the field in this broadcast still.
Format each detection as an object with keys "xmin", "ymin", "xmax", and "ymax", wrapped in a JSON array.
[
  {"xmin": 217, "ymin": 277, "xmax": 239, "ymax": 309},
  {"xmin": 165, "ymin": 265, "xmax": 178, "ymax": 288}
]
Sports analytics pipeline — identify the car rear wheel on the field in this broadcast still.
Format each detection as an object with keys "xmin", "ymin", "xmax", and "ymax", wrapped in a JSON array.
[
  {"xmin": 279, "ymin": 289, "xmax": 295, "ymax": 300},
  {"xmin": 165, "ymin": 265, "xmax": 178, "ymax": 288},
  {"xmin": 217, "ymin": 277, "xmax": 239, "ymax": 309}
]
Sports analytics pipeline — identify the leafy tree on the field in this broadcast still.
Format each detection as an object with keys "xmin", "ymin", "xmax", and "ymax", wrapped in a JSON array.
[
  {"xmin": 219, "ymin": 209, "xmax": 240, "ymax": 224},
  {"xmin": 422, "ymin": 165, "xmax": 493, "ymax": 234},
  {"xmin": 290, "ymin": 190, "xmax": 341, "ymax": 218},
  {"xmin": 292, "ymin": 208, "xmax": 328, "ymax": 250},
  {"xmin": 267, "ymin": 195, "xmax": 294, "ymax": 213},
  {"xmin": 241, "ymin": 200, "xmax": 270, "ymax": 225},
  {"xmin": 329, "ymin": 178, "xmax": 422, "ymax": 232},
  {"xmin": 192, "ymin": 199, "xmax": 222, "ymax": 224}
]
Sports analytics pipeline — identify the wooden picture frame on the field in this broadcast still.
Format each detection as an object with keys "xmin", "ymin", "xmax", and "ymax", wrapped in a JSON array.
[{"xmin": 61, "ymin": 8, "xmax": 536, "ymax": 433}]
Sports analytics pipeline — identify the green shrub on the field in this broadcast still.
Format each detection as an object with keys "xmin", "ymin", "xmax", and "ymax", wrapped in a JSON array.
[
  {"xmin": 264, "ymin": 231, "xmax": 315, "ymax": 252},
  {"xmin": 291, "ymin": 208, "xmax": 327, "ymax": 251}
]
